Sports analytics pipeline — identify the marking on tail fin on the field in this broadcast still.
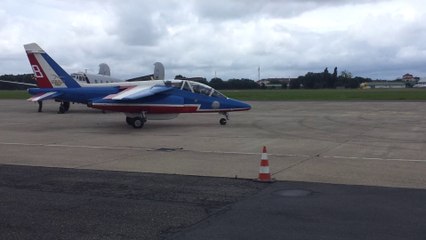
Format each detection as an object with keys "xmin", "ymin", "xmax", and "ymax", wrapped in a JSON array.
[
  {"xmin": 31, "ymin": 65, "xmax": 43, "ymax": 78},
  {"xmin": 27, "ymin": 52, "xmax": 53, "ymax": 88},
  {"xmin": 41, "ymin": 52, "xmax": 81, "ymax": 88}
]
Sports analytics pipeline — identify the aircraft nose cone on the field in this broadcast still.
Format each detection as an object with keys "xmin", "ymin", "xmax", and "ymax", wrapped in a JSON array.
[
  {"xmin": 230, "ymin": 99, "xmax": 251, "ymax": 111},
  {"xmin": 239, "ymin": 101, "xmax": 251, "ymax": 110}
]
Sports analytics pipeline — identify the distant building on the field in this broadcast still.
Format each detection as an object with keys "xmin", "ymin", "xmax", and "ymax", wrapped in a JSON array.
[
  {"xmin": 257, "ymin": 78, "xmax": 296, "ymax": 88},
  {"xmin": 364, "ymin": 81, "xmax": 406, "ymax": 89},
  {"xmin": 402, "ymin": 73, "xmax": 414, "ymax": 82}
]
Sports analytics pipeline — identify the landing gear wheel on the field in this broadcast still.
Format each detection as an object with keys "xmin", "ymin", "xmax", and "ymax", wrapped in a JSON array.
[
  {"xmin": 63, "ymin": 102, "xmax": 70, "ymax": 111},
  {"xmin": 219, "ymin": 112, "xmax": 229, "ymax": 125},
  {"xmin": 58, "ymin": 105, "xmax": 66, "ymax": 114},
  {"xmin": 125, "ymin": 112, "xmax": 147, "ymax": 129},
  {"xmin": 132, "ymin": 117, "xmax": 145, "ymax": 129},
  {"xmin": 126, "ymin": 117, "xmax": 133, "ymax": 126},
  {"xmin": 220, "ymin": 118, "xmax": 227, "ymax": 125},
  {"xmin": 58, "ymin": 102, "xmax": 70, "ymax": 114}
]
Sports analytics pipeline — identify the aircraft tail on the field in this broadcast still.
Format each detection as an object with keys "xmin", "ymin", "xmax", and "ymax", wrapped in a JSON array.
[
  {"xmin": 153, "ymin": 62, "xmax": 165, "ymax": 80},
  {"xmin": 98, "ymin": 63, "xmax": 111, "ymax": 76},
  {"xmin": 24, "ymin": 43, "xmax": 81, "ymax": 88}
]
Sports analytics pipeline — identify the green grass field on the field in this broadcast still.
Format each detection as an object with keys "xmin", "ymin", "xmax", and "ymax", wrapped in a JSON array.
[
  {"xmin": 0, "ymin": 90, "xmax": 30, "ymax": 99},
  {"xmin": 222, "ymin": 88, "xmax": 426, "ymax": 101},
  {"xmin": 1, "ymin": 89, "xmax": 425, "ymax": 101}
]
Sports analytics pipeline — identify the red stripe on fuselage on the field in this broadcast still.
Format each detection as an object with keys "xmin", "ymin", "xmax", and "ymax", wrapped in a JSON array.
[
  {"xmin": 26, "ymin": 53, "xmax": 52, "ymax": 88},
  {"xmin": 90, "ymin": 104, "xmax": 250, "ymax": 114}
]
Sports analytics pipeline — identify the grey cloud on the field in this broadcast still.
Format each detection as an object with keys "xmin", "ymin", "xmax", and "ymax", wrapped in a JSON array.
[
  {"xmin": 1, "ymin": 0, "xmax": 426, "ymax": 81},
  {"xmin": 192, "ymin": 0, "xmax": 387, "ymax": 21},
  {"xmin": 112, "ymin": 0, "xmax": 186, "ymax": 46}
]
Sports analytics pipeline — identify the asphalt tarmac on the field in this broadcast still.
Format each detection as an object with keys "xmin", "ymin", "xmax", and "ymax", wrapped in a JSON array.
[
  {"xmin": 0, "ymin": 100, "xmax": 425, "ymax": 239},
  {"xmin": 1, "ymin": 164, "xmax": 425, "ymax": 240}
]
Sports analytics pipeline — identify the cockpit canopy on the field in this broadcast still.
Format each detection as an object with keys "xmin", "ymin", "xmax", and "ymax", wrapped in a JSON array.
[{"xmin": 166, "ymin": 80, "xmax": 227, "ymax": 98}]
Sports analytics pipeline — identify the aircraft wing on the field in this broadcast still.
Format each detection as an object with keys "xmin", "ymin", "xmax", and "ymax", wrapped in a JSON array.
[
  {"xmin": 104, "ymin": 85, "xmax": 173, "ymax": 100},
  {"xmin": 27, "ymin": 92, "xmax": 61, "ymax": 102},
  {"xmin": 0, "ymin": 79, "xmax": 37, "ymax": 87}
]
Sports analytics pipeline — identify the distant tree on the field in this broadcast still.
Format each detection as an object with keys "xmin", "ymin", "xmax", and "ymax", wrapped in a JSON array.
[
  {"xmin": 174, "ymin": 75, "xmax": 185, "ymax": 80},
  {"xmin": 323, "ymin": 67, "xmax": 330, "ymax": 88},
  {"xmin": 0, "ymin": 74, "xmax": 34, "ymax": 90},
  {"xmin": 301, "ymin": 72, "xmax": 323, "ymax": 89},
  {"xmin": 330, "ymin": 67, "xmax": 338, "ymax": 88},
  {"xmin": 226, "ymin": 78, "xmax": 259, "ymax": 89},
  {"xmin": 340, "ymin": 70, "xmax": 352, "ymax": 79},
  {"xmin": 289, "ymin": 77, "xmax": 302, "ymax": 89},
  {"xmin": 302, "ymin": 72, "xmax": 315, "ymax": 89},
  {"xmin": 209, "ymin": 77, "xmax": 225, "ymax": 89}
]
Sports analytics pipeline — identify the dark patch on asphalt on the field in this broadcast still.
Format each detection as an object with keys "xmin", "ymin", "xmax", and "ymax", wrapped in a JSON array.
[
  {"xmin": 151, "ymin": 147, "xmax": 184, "ymax": 152},
  {"xmin": 169, "ymin": 182, "xmax": 426, "ymax": 240},
  {"xmin": 273, "ymin": 189, "xmax": 313, "ymax": 197},
  {"xmin": 0, "ymin": 164, "xmax": 266, "ymax": 240}
]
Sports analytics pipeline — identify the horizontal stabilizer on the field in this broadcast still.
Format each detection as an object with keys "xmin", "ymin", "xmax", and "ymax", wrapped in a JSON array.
[
  {"xmin": 27, "ymin": 92, "xmax": 61, "ymax": 102},
  {"xmin": 0, "ymin": 80, "xmax": 37, "ymax": 87},
  {"xmin": 104, "ymin": 85, "xmax": 172, "ymax": 100}
]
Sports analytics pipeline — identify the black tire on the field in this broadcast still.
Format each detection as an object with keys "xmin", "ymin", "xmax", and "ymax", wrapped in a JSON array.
[
  {"xmin": 63, "ymin": 102, "xmax": 70, "ymax": 111},
  {"xmin": 220, "ymin": 118, "xmax": 227, "ymax": 125},
  {"xmin": 58, "ymin": 105, "xmax": 66, "ymax": 114},
  {"xmin": 132, "ymin": 117, "xmax": 144, "ymax": 129},
  {"xmin": 126, "ymin": 117, "xmax": 133, "ymax": 125}
]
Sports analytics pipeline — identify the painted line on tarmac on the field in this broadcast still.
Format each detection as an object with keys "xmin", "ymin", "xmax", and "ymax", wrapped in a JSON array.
[
  {"xmin": 0, "ymin": 142, "xmax": 151, "ymax": 151},
  {"xmin": 2, "ymin": 142, "xmax": 425, "ymax": 163},
  {"xmin": 182, "ymin": 149, "xmax": 311, "ymax": 158},
  {"xmin": 322, "ymin": 155, "xmax": 426, "ymax": 163},
  {"xmin": 0, "ymin": 141, "xmax": 309, "ymax": 158}
]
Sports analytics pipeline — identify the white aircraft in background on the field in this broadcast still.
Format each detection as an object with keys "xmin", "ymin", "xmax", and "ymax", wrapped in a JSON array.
[
  {"xmin": 58, "ymin": 62, "xmax": 165, "ymax": 112},
  {"xmin": 70, "ymin": 63, "xmax": 121, "ymax": 84},
  {"xmin": 71, "ymin": 62, "xmax": 165, "ymax": 84},
  {"xmin": 413, "ymin": 79, "xmax": 426, "ymax": 88}
]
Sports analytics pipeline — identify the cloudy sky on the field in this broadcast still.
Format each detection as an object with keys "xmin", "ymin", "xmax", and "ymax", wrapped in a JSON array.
[{"xmin": 1, "ymin": 0, "xmax": 425, "ymax": 80}]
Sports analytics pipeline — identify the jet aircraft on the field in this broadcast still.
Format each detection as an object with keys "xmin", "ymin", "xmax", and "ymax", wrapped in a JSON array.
[
  {"xmin": 25, "ymin": 43, "xmax": 251, "ymax": 128},
  {"xmin": 22, "ymin": 43, "xmax": 164, "ymax": 113}
]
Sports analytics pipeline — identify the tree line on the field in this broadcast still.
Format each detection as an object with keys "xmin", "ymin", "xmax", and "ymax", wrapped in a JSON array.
[
  {"xmin": 176, "ymin": 67, "xmax": 373, "ymax": 90},
  {"xmin": 288, "ymin": 68, "xmax": 372, "ymax": 89},
  {"xmin": 0, "ymin": 68, "xmax": 373, "ymax": 90},
  {"xmin": 0, "ymin": 74, "xmax": 34, "ymax": 90}
]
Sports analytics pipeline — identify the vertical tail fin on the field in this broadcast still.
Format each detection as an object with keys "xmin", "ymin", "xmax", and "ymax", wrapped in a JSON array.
[
  {"xmin": 98, "ymin": 63, "xmax": 111, "ymax": 76},
  {"xmin": 24, "ymin": 43, "xmax": 81, "ymax": 88},
  {"xmin": 153, "ymin": 62, "xmax": 165, "ymax": 80}
]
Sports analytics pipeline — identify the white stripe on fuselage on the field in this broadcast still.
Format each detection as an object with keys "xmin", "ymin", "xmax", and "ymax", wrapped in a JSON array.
[{"xmin": 27, "ymin": 92, "xmax": 57, "ymax": 102}]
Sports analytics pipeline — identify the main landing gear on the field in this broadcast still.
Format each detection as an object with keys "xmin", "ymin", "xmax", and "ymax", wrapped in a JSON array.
[
  {"xmin": 219, "ymin": 112, "xmax": 229, "ymax": 125},
  {"xmin": 125, "ymin": 112, "xmax": 147, "ymax": 129},
  {"xmin": 58, "ymin": 101, "xmax": 70, "ymax": 114}
]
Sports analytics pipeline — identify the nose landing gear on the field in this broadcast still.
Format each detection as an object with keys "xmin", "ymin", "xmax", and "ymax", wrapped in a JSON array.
[{"xmin": 219, "ymin": 112, "xmax": 229, "ymax": 125}]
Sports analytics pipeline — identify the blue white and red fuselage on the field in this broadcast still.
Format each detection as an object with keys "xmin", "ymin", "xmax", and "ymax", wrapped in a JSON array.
[{"xmin": 28, "ymin": 80, "xmax": 251, "ymax": 114}]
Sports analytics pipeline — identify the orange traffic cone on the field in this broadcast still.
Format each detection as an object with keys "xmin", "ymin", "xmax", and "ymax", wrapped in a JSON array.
[{"xmin": 256, "ymin": 146, "xmax": 274, "ymax": 182}]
